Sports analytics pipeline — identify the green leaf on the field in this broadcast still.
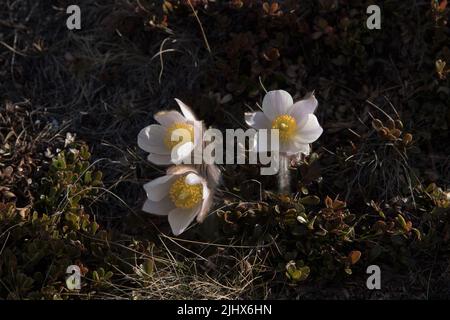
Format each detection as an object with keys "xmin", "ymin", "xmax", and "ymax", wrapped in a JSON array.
[
  {"xmin": 412, "ymin": 228, "xmax": 422, "ymax": 241},
  {"xmin": 307, "ymin": 215, "xmax": 317, "ymax": 230},
  {"xmin": 291, "ymin": 270, "xmax": 303, "ymax": 281},
  {"xmin": 299, "ymin": 195, "xmax": 321, "ymax": 206},
  {"xmin": 90, "ymin": 222, "xmax": 99, "ymax": 235},
  {"xmin": 84, "ymin": 171, "xmax": 92, "ymax": 184},
  {"xmin": 396, "ymin": 214, "xmax": 407, "ymax": 229},
  {"xmin": 298, "ymin": 266, "xmax": 310, "ymax": 281}
]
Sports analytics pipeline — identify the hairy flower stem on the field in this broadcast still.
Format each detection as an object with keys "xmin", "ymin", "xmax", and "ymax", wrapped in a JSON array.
[{"xmin": 278, "ymin": 155, "xmax": 290, "ymax": 194}]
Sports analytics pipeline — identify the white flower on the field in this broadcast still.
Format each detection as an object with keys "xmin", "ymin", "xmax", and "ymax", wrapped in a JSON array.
[
  {"xmin": 138, "ymin": 99, "xmax": 203, "ymax": 165},
  {"xmin": 245, "ymin": 90, "xmax": 323, "ymax": 156},
  {"xmin": 142, "ymin": 165, "xmax": 215, "ymax": 236}
]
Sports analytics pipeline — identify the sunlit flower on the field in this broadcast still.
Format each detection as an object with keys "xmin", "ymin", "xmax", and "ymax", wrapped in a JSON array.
[
  {"xmin": 245, "ymin": 90, "xmax": 323, "ymax": 156},
  {"xmin": 138, "ymin": 99, "xmax": 203, "ymax": 165},
  {"xmin": 142, "ymin": 165, "xmax": 216, "ymax": 236}
]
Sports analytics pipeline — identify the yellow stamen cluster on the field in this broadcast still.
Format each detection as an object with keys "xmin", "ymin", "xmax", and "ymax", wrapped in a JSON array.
[
  {"xmin": 271, "ymin": 114, "xmax": 297, "ymax": 142},
  {"xmin": 169, "ymin": 176, "xmax": 203, "ymax": 209},
  {"xmin": 164, "ymin": 122, "xmax": 194, "ymax": 150}
]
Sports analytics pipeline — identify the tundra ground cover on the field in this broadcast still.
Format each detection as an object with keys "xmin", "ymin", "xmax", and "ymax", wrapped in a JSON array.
[{"xmin": 0, "ymin": 0, "xmax": 449, "ymax": 299}]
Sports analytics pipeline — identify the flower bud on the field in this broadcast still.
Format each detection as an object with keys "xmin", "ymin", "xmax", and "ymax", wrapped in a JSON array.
[
  {"xmin": 386, "ymin": 119, "xmax": 395, "ymax": 130},
  {"xmin": 392, "ymin": 128, "xmax": 402, "ymax": 138},
  {"xmin": 395, "ymin": 119, "xmax": 404, "ymax": 130},
  {"xmin": 378, "ymin": 127, "xmax": 389, "ymax": 138},
  {"xmin": 372, "ymin": 119, "xmax": 383, "ymax": 130},
  {"xmin": 403, "ymin": 133, "xmax": 413, "ymax": 145}
]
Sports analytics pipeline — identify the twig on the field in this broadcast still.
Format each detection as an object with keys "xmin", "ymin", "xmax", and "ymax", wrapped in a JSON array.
[
  {"xmin": 154, "ymin": 37, "xmax": 171, "ymax": 84},
  {"xmin": 187, "ymin": 0, "xmax": 211, "ymax": 54},
  {"xmin": 366, "ymin": 99, "xmax": 395, "ymax": 122},
  {"xmin": 259, "ymin": 76, "xmax": 268, "ymax": 93}
]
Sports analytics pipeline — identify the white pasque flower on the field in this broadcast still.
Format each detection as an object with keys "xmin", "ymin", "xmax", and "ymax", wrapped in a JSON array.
[
  {"xmin": 245, "ymin": 90, "xmax": 323, "ymax": 156},
  {"xmin": 138, "ymin": 99, "xmax": 203, "ymax": 165},
  {"xmin": 142, "ymin": 165, "xmax": 214, "ymax": 236}
]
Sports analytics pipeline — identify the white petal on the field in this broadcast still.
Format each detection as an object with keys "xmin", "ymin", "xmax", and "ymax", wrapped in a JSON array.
[
  {"xmin": 262, "ymin": 90, "xmax": 294, "ymax": 120},
  {"xmin": 154, "ymin": 111, "xmax": 186, "ymax": 127},
  {"xmin": 191, "ymin": 121, "xmax": 204, "ymax": 165},
  {"xmin": 185, "ymin": 173, "xmax": 203, "ymax": 185},
  {"xmin": 197, "ymin": 188, "xmax": 212, "ymax": 223},
  {"xmin": 285, "ymin": 140, "xmax": 311, "ymax": 156},
  {"xmin": 142, "ymin": 197, "xmax": 174, "ymax": 215},
  {"xmin": 192, "ymin": 120, "xmax": 204, "ymax": 146},
  {"xmin": 144, "ymin": 143, "xmax": 170, "ymax": 155},
  {"xmin": 245, "ymin": 111, "xmax": 271, "ymax": 129},
  {"xmin": 147, "ymin": 153, "xmax": 173, "ymax": 165},
  {"xmin": 279, "ymin": 140, "xmax": 293, "ymax": 154},
  {"xmin": 253, "ymin": 129, "xmax": 277, "ymax": 153},
  {"xmin": 175, "ymin": 98, "xmax": 197, "ymax": 121},
  {"xmin": 138, "ymin": 125, "xmax": 170, "ymax": 154},
  {"xmin": 289, "ymin": 94, "xmax": 318, "ymax": 120},
  {"xmin": 296, "ymin": 114, "xmax": 323, "ymax": 144},
  {"xmin": 168, "ymin": 206, "xmax": 201, "ymax": 236},
  {"xmin": 202, "ymin": 182, "xmax": 210, "ymax": 200},
  {"xmin": 171, "ymin": 141, "xmax": 194, "ymax": 164},
  {"xmin": 205, "ymin": 164, "xmax": 221, "ymax": 188},
  {"xmin": 143, "ymin": 175, "xmax": 175, "ymax": 201}
]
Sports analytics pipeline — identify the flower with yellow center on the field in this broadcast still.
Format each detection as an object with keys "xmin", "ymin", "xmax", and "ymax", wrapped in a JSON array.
[
  {"xmin": 142, "ymin": 166, "xmax": 214, "ymax": 236},
  {"xmin": 245, "ymin": 90, "xmax": 323, "ymax": 156},
  {"xmin": 164, "ymin": 122, "xmax": 195, "ymax": 151},
  {"xmin": 169, "ymin": 176, "xmax": 203, "ymax": 209},
  {"xmin": 271, "ymin": 114, "xmax": 297, "ymax": 142},
  {"xmin": 138, "ymin": 99, "xmax": 202, "ymax": 165}
]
